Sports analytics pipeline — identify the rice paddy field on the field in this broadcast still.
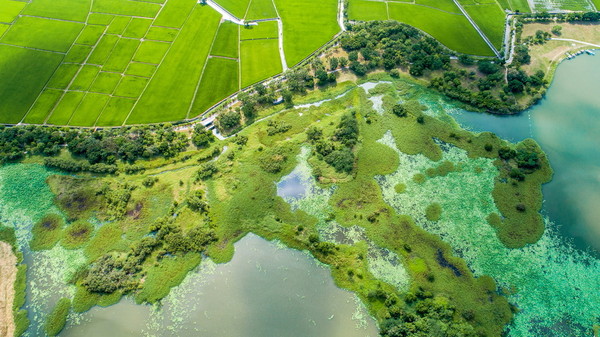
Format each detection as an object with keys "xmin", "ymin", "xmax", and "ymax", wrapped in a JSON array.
[{"xmin": 0, "ymin": 0, "xmax": 597, "ymax": 126}]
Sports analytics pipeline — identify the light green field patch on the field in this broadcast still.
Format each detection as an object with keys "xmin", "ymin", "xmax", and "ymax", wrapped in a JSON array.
[
  {"xmin": 71, "ymin": 65, "xmax": 101, "ymax": 91},
  {"xmin": 462, "ymin": 3, "xmax": 506, "ymax": 49},
  {"xmin": 213, "ymin": 0, "xmax": 251, "ymax": 18},
  {"xmin": 69, "ymin": 93, "xmax": 111, "ymax": 126},
  {"xmin": 47, "ymin": 91, "xmax": 85, "ymax": 125},
  {"xmin": 123, "ymin": 18, "xmax": 152, "ymax": 39},
  {"xmin": 146, "ymin": 26, "xmax": 178, "ymax": 42},
  {"xmin": 388, "ymin": 3, "xmax": 493, "ymax": 56},
  {"xmin": 125, "ymin": 62, "xmax": 156, "ymax": 77},
  {"xmin": 1, "ymin": 16, "xmax": 84, "ymax": 52},
  {"xmin": 76, "ymin": 25, "xmax": 106, "ymax": 46},
  {"xmin": 23, "ymin": 89, "xmax": 64, "ymax": 124},
  {"xmin": 87, "ymin": 34, "xmax": 119, "ymax": 65},
  {"xmin": 88, "ymin": 13, "xmax": 114, "ymax": 25},
  {"xmin": 240, "ymin": 21, "xmax": 278, "ymax": 40},
  {"xmin": 245, "ymin": 0, "xmax": 277, "ymax": 20},
  {"xmin": 92, "ymin": 0, "xmax": 161, "ymax": 18},
  {"xmin": 114, "ymin": 76, "xmax": 148, "ymax": 98},
  {"xmin": 507, "ymin": 0, "xmax": 531, "ymax": 12},
  {"xmin": 107, "ymin": 16, "xmax": 131, "ymax": 35},
  {"xmin": 65, "ymin": 44, "xmax": 93, "ymax": 64},
  {"xmin": 95, "ymin": 96, "xmax": 135, "ymax": 126},
  {"xmin": 0, "ymin": 0, "xmax": 26, "ymax": 23},
  {"xmin": 0, "ymin": 46, "xmax": 63, "ymax": 123},
  {"xmin": 22, "ymin": 0, "xmax": 90, "ymax": 22},
  {"xmin": 90, "ymin": 72, "xmax": 122, "ymax": 94},
  {"xmin": 416, "ymin": 0, "xmax": 461, "ymax": 13},
  {"xmin": 347, "ymin": 0, "xmax": 388, "ymax": 21},
  {"xmin": 0, "ymin": 24, "xmax": 8, "ymax": 37},
  {"xmin": 210, "ymin": 22, "xmax": 238, "ymax": 58},
  {"xmin": 127, "ymin": 6, "xmax": 221, "ymax": 124},
  {"xmin": 191, "ymin": 57, "xmax": 239, "ymax": 116},
  {"xmin": 274, "ymin": 0, "xmax": 340, "ymax": 66},
  {"xmin": 241, "ymin": 39, "xmax": 282, "ymax": 87},
  {"xmin": 104, "ymin": 38, "xmax": 141, "ymax": 72},
  {"xmin": 134, "ymin": 40, "xmax": 170, "ymax": 64},
  {"xmin": 47, "ymin": 64, "xmax": 81, "ymax": 89},
  {"xmin": 154, "ymin": 0, "xmax": 196, "ymax": 28}
]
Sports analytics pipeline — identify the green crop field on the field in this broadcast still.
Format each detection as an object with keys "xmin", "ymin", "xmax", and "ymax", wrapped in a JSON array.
[
  {"xmin": 241, "ymin": 39, "xmax": 282, "ymax": 87},
  {"xmin": 460, "ymin": 2, "xmax": 507, "ymax": 49},
  {"xmin": 240, "ymin": 21, "xmax": 278, "ymax": 40},
  {"xmin": 245, "ymin": 0, "xmax": 278, "ymax": 19},
  {"xmin": 275, "ymin": 0, "xmax": 340, "ymax": 66},
  {"xmin": 0, "ymin": 0, "xmax": 588, "ymax": 126},
  {"xmin": 191, "ymin": 58, "xmax": 240, "ymax": 116}
]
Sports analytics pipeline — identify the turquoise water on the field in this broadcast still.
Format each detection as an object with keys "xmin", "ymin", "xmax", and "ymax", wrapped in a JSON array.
[
  {"xmin": 452, "ymin": 54, "xmax": 600, "ymax": 255},
  {"xmin": 0, "ymin": 164, "xmax": 377, "ymax": 337}
]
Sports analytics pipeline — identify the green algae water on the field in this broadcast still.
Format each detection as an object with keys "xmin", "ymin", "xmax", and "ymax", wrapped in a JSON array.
[
  {"xmin": 451, "ymin": 54, "xmax": 600, "ymax": 255},
  {"xmin": 0, "ymin": 164, "xmax": 377, "ymax": 337}
]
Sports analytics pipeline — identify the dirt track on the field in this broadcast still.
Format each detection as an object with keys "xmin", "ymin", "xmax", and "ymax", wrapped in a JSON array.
[{"xmin": 0, "ymin": 242, "xmax": 16, "ymax": 337}]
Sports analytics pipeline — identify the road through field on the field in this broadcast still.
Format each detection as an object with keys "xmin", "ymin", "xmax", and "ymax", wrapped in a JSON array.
[{"xmin": 452, "ymin": 0, "xmax": 501, "ymax": 57}]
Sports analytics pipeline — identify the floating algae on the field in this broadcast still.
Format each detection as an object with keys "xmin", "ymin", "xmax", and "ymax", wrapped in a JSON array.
[{"xmin": 376, "ymin": 131, "xmax": 600, "ymax": 336}]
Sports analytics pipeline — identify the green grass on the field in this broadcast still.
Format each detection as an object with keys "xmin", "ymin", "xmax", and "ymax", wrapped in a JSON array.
[
  {"xmin": 83, "ymin": 222, "xmax": 126, "ymax": 261},
  {"xmin": 45, "ymin": 298, "xmax": 71, "ymax": 336},
  {"xmin": 274, "ymin": 0, "xmax": 340, "ymax": 66},
  {"xmin": 241, "ymin": 39, "xmax": 282, "ymax": 87},
  {"xmin": 104, "ymin": 38, "xmax": 140, "ymax": 72},
  {"xmin": 240, "ymin": 21, "xmax": 278, "ymax": 40},
  {"xmin": 0, "ymin": 46, "xmax": 63, "ymax": 123},
  {"xmin": 134, "ymin": 40, "xmax": 170, "ymax": 64},
  {"xmin": 210, "ymin": 22, "xmax": 239, "ymax": 58},
  {"xmin": 0, "ymin": 0, "xmax": 26, "ymax": 23},
  {"xmin": 146, "ymin": 26, "xmax": 178, "ymax": 42},
  {"xmin": 387, "ymin": 3, "xmax": 493, "ymax": 56},
  {"xmin": 69, "ymin": 93, "xmax": 111, "ymax": 126},
  {"xmin": 22, "ymin": 0, "xmax": 90, "ymax": 22},
  {"xmin": 76, "ymin": 25, "xmax": 105, "ymax": 46},
  {"xmin": 29, "ymin": 214, "xmax": 64, "ymax": 251},
  {"xmin": 95, "ymin": 96, "xmax": 136, "ymax": 126},
  {"xmin": 191, "ymin": 57, "xmax": 239, "ymax": 117},
  {"xmin": 245, "ymin": 0, "xmax": 278, "ymax": 20},
  {"xmin": 122, "ymin": 17, "xmax": 153, "ymax": 39},
  {"xmin": 107, "ymin": 16, "xmax": 131, "ymax": 35},
  {"xmin": 47, "ymin": 64, "xmax": 81, "ymax": 89},
  {"xmin": 61, "ymin": 220, "xmax": 95, "ymax": 249},
  {"xmin": 47, "ymin": 91, "xmax": 84, "ymax": 125},
  {"xmin": 92, "ymin": 0, "xmax": 161, "ymax": 18},
  {"xmin": 213, "ymin": 0, "xmax": 250, "ymax": 18},
  {"xmin": 507, "ymin": 0, "xmax": 531, "ymax": 12},
  {"xmin": 347, "ymin": 0, "xmax": 388, "ymax": 22},
  {"xmin": 90, "ymin": 72, "xmax": 122, "ymax": 93},
  {"xmin": 0, "ymin": 24, "xmax": 8, "ymax": 37},
  {"xmin": 127, "ymin": 6, "xmax": 221, "ymax": 124},
  {"xmin": 87, "ymin": 34, "xmax": 119, "ymax": 65},
  {"xmin": 114, "ymin": 76, "xmax": 148, "ymax": 98},
  {"xmin": 71, "ymin": 65, "xmax": 101, "ymax": 91},
  {"xmin": 461, "ymin": 3, "xmax": 506, "ymax": 49},
  {"xmin": 65, "ymin": 44, "xmax": 92, "ymax": 64},
  {"xmin": 154, "ymin": 0, "xmax": 196, "ymax": 28},
  {"xmin": 125, "ymin": 62, "xmax": 157, "ymax": 77},
  {"xmin": 23, "ymin": 89, "xmax": 63, "ymax": 124},
  {"xmin": 1, "ymin": 16, "xmax": 84, "ymax": 52}
]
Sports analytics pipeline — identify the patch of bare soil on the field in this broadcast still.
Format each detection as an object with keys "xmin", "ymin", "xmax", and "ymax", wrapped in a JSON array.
[{"xmin": 0, "ymin": 242, "xmax": 16, "ymax": 337}]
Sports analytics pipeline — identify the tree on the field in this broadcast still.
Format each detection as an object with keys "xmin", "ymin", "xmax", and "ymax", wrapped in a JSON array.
[
  {"xmin": 325, "ymin": 148, "xmax": 355, "ymax": 173},
  {"xmin": 551, "ymin": 25, "xmax": 562, "ymax": 36},
  {"xmin": 192, "ymin": 125, "xmax": 215, "ymax": 148},
  {"xmin": 218, "ymin": 111, "xmax": 241, "ymax": 130}
]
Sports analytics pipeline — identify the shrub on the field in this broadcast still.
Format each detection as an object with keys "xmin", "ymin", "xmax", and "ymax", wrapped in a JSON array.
[
  {"xmin": 425, "ymin": 203, "xmax": 442, "ymax": 221},
  {"xmin": 324, "ymin": 149, "xmax": 355, "ymax": 173},
  {"xmin": 196, "ymin": 162, "xmax": 218, "ymax": 180}
]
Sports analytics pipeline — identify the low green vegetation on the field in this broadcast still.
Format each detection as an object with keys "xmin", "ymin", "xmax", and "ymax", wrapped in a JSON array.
[
  {"xmin": 29, "ymin": 214, "xmax": 64, "ymax": 251},
  {"xmin": 44, "ymin": 298, "xmax": 71, "ymax": 336},
  {"xmin": 61, "ymin": 221, "xmax": 94, "ymax": 249}
]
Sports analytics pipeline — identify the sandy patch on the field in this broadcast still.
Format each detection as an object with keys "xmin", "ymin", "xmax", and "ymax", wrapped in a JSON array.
[{"xmin": 0, "ymin": 242, "xmax": 16, "ymax": 337}]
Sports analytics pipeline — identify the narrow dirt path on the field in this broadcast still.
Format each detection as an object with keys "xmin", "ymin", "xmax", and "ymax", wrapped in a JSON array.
[{"xmin": 0, "ymin": 242, "xmax": 16, "ymax": 337}]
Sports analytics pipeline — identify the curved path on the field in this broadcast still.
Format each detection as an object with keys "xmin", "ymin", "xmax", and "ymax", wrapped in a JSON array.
[{"xmin": 550, "ymin": 38, "xmax": 600, "ymax": 48}]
